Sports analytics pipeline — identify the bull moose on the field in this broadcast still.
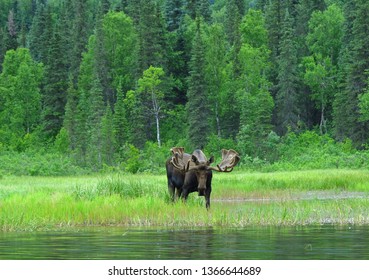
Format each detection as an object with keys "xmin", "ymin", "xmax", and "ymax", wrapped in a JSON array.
[{"xmin": 166, "ymin": 147, "xmax": 240, "ymax": 209}]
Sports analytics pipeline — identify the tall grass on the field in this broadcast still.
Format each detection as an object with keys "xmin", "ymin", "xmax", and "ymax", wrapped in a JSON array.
[{"xmin": 1, "ymin": 170, "xmax": 369, "ymax": 231}]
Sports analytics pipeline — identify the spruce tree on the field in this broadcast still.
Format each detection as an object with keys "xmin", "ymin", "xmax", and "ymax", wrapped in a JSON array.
[
  {"xmin": 275, "ymin": 8, "xmax": 300, "ymax": 134},
  {"xmin": 165, "ymin": 0, "xmax": 184, "ymax": 32},
  {"xmin": 41, "ymin": 21, "xmax": 68, "ymax": 140},
  {"xmin": 186, "ymin": 19, "xmax": 210, "ymax": 148},
  {"xmin": 334, "ymin": 0, "xmax": 369, "ymax": 146},
  {"xmin": 225, "ymin": 0, "xmax": 241, "ymax": 46},
  {"xmin": 101, "ymin": 106, "xmax": 115, "ymax": 166},
  {"xmin": 28, "ymin": 1, "xmax": 47, "ymax": 62},
  {"xmin": 70, "ymin": 0, "xmax": 90, "ymax": 81},
  {"xmin": 86, "ymin": 74, "xmax": 105, "ymax": 169},
  {"xmin": 63, "ymin": 77, "xmax": 79, "ymax": 150},
  {"xmin": 113, "ymin": 88, "xmax": 128, "ymax": 152},
  {"xmin": 185, "ymin": 0, "xmax": 211, "ymax": 21},
  {"xmin": 5, "ymin": 9, "xmax": 18, "ymax": 51},
  {"xmin": 137, "ymin": 0, "xmax": 168, "ymax": 73}
]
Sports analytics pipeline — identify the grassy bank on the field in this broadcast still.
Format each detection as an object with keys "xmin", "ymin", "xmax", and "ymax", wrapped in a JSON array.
[{"xmin": 1, "ymin": 169, "xmax": 369, "ymax": 231}]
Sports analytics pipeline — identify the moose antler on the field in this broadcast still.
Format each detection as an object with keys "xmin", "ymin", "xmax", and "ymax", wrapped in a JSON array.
[
  {"xmin": 170, "ymin": 147, "xmax": 191, "ymax": 172},
  {"xmin": 209, "ymin": 149, "xmax": 240, "ymax": 172}
]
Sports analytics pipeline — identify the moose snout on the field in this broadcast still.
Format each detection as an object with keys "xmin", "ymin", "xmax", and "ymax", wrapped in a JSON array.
[{"xmin": 198, "ymin": 185, "xmax": 206, "ymax": 196}]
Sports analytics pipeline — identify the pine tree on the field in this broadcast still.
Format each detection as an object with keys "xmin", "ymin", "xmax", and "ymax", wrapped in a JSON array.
[
  {"xmin": 165, "ymin": 0, "xmax": 184, "ymax": 32},
  {"xmin": 63, "ymin": 77, "xmax": 79, "ymax": 150},
  {"xmin": 224, "ymin": 0, "xmax": 241, "ymax": 46},
  {"xmin": 187, "ymin": 19, "xmax": 210, "ymax": 148},
  {"xmin": 124, "ymin": 90, "xmax": 146, "ymax": 148},
  {"xmin": 264, "ymin": 0, "xmax": 282, "ymax": 98},
  {"xmin": 5, "ymin": 9, "xmax": 18, "ymax": 51},
  {"xmin": 41, "ymin": 21, "xmax": 68, "ymax": 140},
  {"xmin": 185, "ymin": 0, "xmax": 211, "ymax": 21},
  {"xmin": 70, "ymin": 0, "xmax": 90, "ymax": 81},
  {"xmin": 137, "ymin": 0, "xmax": 168, "ymax": 73},
  {"xmin": 275, "ymin": 8, "xmax": 300, "ymax": 134},
  {"xmin": 113, "ymin": 88, "xmax": 128, "ymax": 152},
  {"xmin": 86, "ymin": 74, "xmax": 105, "ymax": 169},
  {"xmin": 75, "ymin": 90, "xmax": 89, "ymax": 165},
  {"xmin": 101, "ymin": 106, "xmax": 115, "ymax": 166},
  {"xmin": 334, "ymin": 0, "xmax": 369, "ymax": 146},
  {"xmin": 28, "ymin": 1, "xmax": 47, "ymax": 62}
]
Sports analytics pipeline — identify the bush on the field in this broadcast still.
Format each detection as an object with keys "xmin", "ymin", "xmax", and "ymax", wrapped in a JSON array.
[
  {"xmin": 264, "ymin": 131, "xmax": 369, "ymax": 171},
  {"xmin": 0, "ymin": 151, "xmax": 86, "ymax": 176}
]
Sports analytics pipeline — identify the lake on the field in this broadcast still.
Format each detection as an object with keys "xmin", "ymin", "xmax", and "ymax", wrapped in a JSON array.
[{"xmin": 1, "ymin": 225, "xmax": 369, "ymax": 260}]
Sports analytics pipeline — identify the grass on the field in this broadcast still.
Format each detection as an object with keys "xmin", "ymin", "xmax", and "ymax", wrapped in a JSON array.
[{"xmin": 1, "ymin": 169, "xmax": 369, "ymax": 231}]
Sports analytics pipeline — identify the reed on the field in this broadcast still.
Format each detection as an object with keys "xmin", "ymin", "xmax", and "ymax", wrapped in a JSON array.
[{"xmin": 0, "ymin": 169, "xmax": 369, "ymax": 231}]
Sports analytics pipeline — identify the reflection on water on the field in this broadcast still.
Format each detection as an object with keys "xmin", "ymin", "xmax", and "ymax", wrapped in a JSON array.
[{"xmin": 1, "ymin": 226, "xmax": 369, "ymax": 260}]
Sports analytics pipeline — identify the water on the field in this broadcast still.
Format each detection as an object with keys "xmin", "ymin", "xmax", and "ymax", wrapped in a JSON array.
[{"xmin": 1, "ymin": 226, "xmax": 369, "ymax": 260}]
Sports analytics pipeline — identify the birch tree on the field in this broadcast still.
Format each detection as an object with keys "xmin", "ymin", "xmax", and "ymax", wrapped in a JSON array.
[{"xmin": 138, "ymin": 66, "xmax": 165, "ymax": 147}]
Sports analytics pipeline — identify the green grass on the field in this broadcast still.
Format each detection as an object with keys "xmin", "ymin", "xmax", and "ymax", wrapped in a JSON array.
[{"xmin": 1, "ymin": 169, "xmax": 369, "ymax": 231}]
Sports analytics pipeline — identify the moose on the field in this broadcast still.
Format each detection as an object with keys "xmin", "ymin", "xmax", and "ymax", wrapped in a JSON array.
[{"xmin": 166, "ymin": 147, "xmax": 240, "ymax": 209}]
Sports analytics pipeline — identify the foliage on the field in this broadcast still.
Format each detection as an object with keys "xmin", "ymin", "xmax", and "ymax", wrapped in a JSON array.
[
  {"xmin": 263, "ymin": 131, "xmax": 369, "ymax": 171},
  {"xmin": 0, "ymin": 48, "xmax": 43, "ymax": 150},
  {"xmin": 0, "ymin": 151, "xmax": 85, "ymax": 176},
  {"xmin": 2, "ymin": 1, "xmax": 369, "ymax": 173}
]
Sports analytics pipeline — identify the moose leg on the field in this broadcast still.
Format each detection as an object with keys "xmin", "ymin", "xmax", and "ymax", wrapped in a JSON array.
[
  {"xmin": 175, "ymin": 187, "xmax": 182, "ymax": 200},
  {"xmin": 168, "ymin": 181, "xmax": 175, "ymax": 202},
  {"xmin": 181, "ymin": 188, "xmax": 190, "ymax": 203},
  {"xmin": 205, "ymin": 188, "xmax": 211, "ymax": 209}
]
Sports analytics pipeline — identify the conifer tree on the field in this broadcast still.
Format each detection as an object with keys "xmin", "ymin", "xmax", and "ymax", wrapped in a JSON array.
[
  {"xmin": 187, "ymin": 18, "xmax": 210, "ymax": 148},
  {"xmin": 42, "ymin": 21, "xmax": 69, "ymax": 139},
  {"xmin": 28, "ymin": 1, "xmax": 47, "ymax": 62},
  {"xmin": 137, "ymin": 0, "xmax": 168, "ymax": 73},
  {"xmin": 70, "ymin": 0, "xmax": 90, "ymax": 81},
  {"xmin": 86, "ymin": 73, "xmax": 105, "ymax": 169},
  {"xmin": 264, "ymin": 0, "xmax": 283, "ymax": 98},
  {"xmin": 165, "ymin": 0, "xmax": 184, "ymax": 32},
  {"xmin": 275, "ymin": 8, "xmax": 300, "ymax": 134},
  {"xmin": 224, "ymin": 0, "xmax": 241, "ymax": 46},
  {"xmin": 123, "ymin": 90, "xmax": 146, "ymax": 148},
  {"xmin": 185, "ymin": 0, "xmax": 211, "ymax": 21},
  {"xmin": 63, "ymin": 77, "xmax": 79, "ymax": 150},
  {"xmin": 113, "ymin": 88, "xmax": 128, "ymax": 152},
  {"xmin": 334, "ymin": 0, "xmax": 369, "ymax": 146},
  {"xmin": 101, "ymin": 106, "xmax": 115, "ymax": 165},
  {"xmin": 5, "ymin": 9, "xmax": 18, "ymax": 51}
]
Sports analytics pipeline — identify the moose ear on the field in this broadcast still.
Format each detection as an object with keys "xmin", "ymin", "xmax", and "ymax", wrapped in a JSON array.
[
  {"xmin": 191, "ymin": 154, "xmax": 200, "ymax": 165},
  {"xmin": 208, "ymin": 155, "xmax": 214, "ymax": 165}
]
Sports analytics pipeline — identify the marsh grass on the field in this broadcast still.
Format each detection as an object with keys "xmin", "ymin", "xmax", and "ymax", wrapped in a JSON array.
[{"xmin": 1, "ymin": 169, "xmax": 369, "ymax": 231}]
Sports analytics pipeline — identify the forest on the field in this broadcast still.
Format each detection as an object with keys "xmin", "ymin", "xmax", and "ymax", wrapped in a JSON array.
[{"xmin": 1, "ymin": 0, "xmax": 369, "ymax": 175}]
